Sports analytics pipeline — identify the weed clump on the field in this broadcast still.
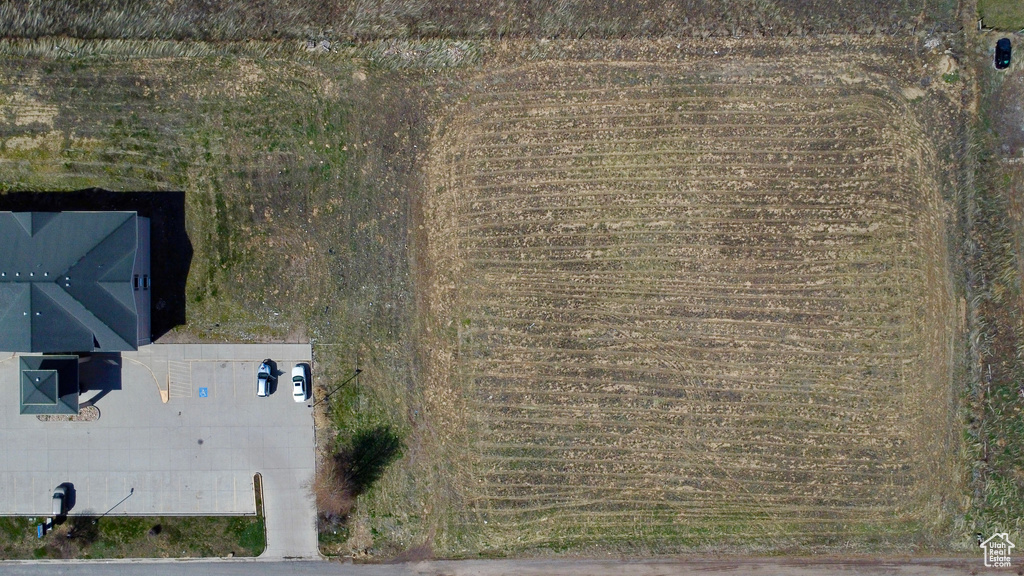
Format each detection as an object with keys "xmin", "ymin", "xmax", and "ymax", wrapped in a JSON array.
[{"xmin": 315, "ymin": 426, "xmax": 404, "ymax": 530}]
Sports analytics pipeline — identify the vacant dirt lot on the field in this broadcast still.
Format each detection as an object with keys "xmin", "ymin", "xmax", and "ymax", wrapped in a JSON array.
[
  {"xmin": 0, "ymin": 36, "xmax": 972, "ymax": 558},
  {"xmin": 420, "ymin": 38, "xmax": 965, "ymax": 555}
]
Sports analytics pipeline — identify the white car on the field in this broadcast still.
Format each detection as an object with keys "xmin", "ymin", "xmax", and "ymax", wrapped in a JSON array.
[
  {"xmin": 52, "ymin": 485, "xmax": 67, "ymax": 516},
  {"xmin": 292, "ymin": 364, "xmax": 308, "ymax": 402}
]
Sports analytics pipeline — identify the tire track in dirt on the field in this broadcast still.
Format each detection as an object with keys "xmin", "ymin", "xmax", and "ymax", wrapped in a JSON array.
[{"xmin": 423, "ymin": 53, "xmax": 956, "ymax": 553}]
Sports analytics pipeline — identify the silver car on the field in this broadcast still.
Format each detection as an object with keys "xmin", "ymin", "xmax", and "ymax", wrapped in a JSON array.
[{"xmin": 257, "ymin": 359, "xmax": 272, "ymax": 397}]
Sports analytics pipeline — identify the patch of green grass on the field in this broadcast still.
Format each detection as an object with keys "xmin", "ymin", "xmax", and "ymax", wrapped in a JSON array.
[
  {"xmin": 943, "ymin": 70, "xmax": 961, "ymax": 83},
  {"xmin": 0, "ymin": 516, "xmax": 34, "ymax": 540},
  {"xmin": 0, "ymin": 516, "xmax": 265, "ymax": 559},
  {"xmin": 99, "ymin": 516, "xmax": 148, "ymax": 544},
  {"xmin": 980, "ymin": 0, "xmax": 1024, "ymax": 29},
  {"xmin": 229, "ymin": 516, "xmax": 266, "ymax": 555}
]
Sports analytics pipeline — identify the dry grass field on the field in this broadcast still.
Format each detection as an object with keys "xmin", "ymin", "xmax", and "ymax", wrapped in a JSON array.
[
  {"xmin": 0, "ymin": 0, "xmax": 956, "ymax": 41},
  {"xmin": 978, "ymin": 0, "xmax": 1024, "ymax": 29},
  {"xmin": 419, "ymin": 39, "xmax": 966, "ymax": 555},
  {"xmin": 965, "ymin": 49, "xmax": 1024, "ymax": 540},
  {"xmin": 0, "ymin": 36, "xmax": 977, "ymax": 557}
]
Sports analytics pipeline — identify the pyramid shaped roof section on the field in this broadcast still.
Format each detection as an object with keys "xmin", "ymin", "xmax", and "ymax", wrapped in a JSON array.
[{"xmin": 19, "ymin": 355, "xmax": 79, "ymax": 415}]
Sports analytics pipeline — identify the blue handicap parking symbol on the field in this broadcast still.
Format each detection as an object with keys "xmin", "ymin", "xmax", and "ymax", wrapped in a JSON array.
[{"xmin": 198, "ymin": 387, "xmax": 208, "ymax": 398}]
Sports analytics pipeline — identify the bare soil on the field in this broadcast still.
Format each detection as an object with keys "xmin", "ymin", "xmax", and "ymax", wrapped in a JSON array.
[{"xmin": 418, "ymin": 37, "xmax": 966, "ymax": 556}]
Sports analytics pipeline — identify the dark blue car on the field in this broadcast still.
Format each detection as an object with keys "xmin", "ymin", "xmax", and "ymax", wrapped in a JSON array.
[{"xmin": 995, "ymin": 38, "xmax": 1011, "ymax": 70}]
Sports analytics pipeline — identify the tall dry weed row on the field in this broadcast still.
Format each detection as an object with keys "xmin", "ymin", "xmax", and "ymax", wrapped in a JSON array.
[
  {"xmin": 0, "ymin": 1, "xmax": 952, "ymax": 41},
  {"xmin": 0, "ymin": 37, "xmax": 482, "ymax": 70},
  {"xmin": 962, "ymin": 102, "xmax": 1024, "ymax": 535}
]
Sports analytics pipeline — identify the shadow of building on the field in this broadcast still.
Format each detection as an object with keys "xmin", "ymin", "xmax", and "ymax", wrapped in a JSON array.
[
  {"xmin": 0, "ymin": 190, "xmax": 192, "ymax": 341},
  {"xmin": 77, "ymin": 353, "xmax": 122, "ymax": 408}
]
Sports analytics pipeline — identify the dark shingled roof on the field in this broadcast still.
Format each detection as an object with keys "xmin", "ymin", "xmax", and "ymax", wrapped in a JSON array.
[
  {"xmin": 20, "ymin": 355, "xmax": 79, "ymax": 415},
  {"xmin": 0, "ymin": 212, "xmax": 141, "ymax": 352}
]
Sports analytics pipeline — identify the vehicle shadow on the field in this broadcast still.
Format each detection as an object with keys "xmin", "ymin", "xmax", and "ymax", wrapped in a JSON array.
[
  {"xmin": 265, "ymin": 359, "xmax": 280, "ymax": 396},
  {"xmin": 61, "ymin": 482, "xmax": 77, "ymax": 514}
]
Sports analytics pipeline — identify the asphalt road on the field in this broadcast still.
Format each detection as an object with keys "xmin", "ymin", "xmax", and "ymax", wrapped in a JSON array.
[{"xmin": 0, "ymin": 557, "xmax": 981, "ymax": 576}]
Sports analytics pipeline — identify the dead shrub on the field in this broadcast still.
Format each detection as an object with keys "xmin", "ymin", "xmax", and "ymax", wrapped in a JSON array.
[
  {"xmin": 312, "ymin": 425, "xmax": 404, "ymax": 526},
  {"xmin": 313, "ymin": 454, "xmax": 355, "ymax": 522}
]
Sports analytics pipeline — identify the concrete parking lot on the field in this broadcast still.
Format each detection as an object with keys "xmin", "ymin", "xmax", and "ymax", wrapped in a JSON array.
[{"xmin": 0, "ymin": 343, "xmax": 317, "ymax": 559}]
